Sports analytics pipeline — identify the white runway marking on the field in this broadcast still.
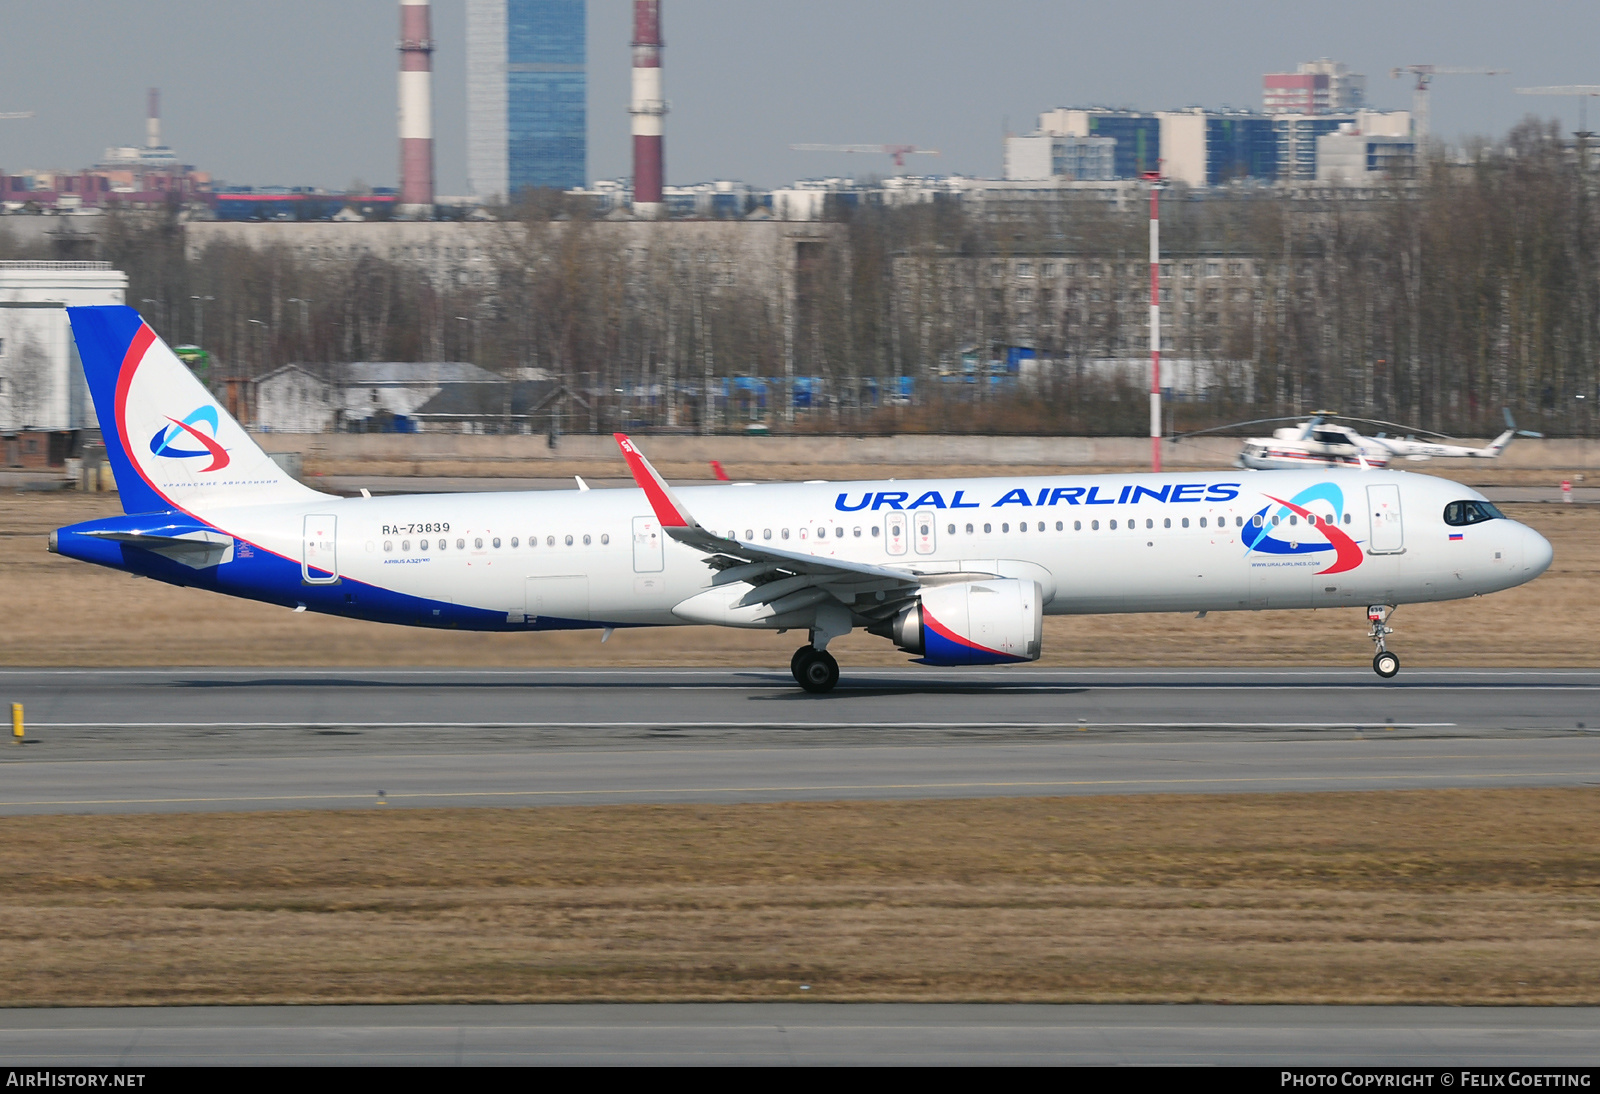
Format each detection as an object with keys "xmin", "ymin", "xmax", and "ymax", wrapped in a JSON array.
[{"xmin": 23, "ymin": 720, "xmax": 1462, "ymax": 730}]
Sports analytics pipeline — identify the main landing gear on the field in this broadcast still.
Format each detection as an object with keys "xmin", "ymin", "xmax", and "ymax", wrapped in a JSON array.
[
  {"xmin": 1367, "ymin": 605, "xmax": 1400, "ymax": 679},
  {"xmin": 791, "ymin": 645, "xmax": 840, "ymax": 694}
]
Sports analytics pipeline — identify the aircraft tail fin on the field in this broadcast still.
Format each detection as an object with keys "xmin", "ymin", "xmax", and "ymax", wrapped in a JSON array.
[
  {"xmin": 68, "ymin": 305, "xmax": 322, "ymax": 515},
  {"xmin": 1480, "ymin": 428, "xmax": 1517, "ymax": 456}
]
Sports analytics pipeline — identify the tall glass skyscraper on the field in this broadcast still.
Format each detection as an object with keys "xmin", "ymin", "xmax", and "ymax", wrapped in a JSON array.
[{"xmin": 467, "ymin": 0, "xmax": 586, "ymax": 199}]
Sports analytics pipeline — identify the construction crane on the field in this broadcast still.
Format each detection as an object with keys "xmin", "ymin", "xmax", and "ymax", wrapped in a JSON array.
[
  {"xmin": 1390, "ymin": 66, "xmax": 1508, "ymax": 142},
  {"xmin": 1516, "ymin": 85, "xmax": 1600, "ymax": 139},
  {"xmin": 789, "ymin": 144, "xmax": 940, "ymax": 170}
]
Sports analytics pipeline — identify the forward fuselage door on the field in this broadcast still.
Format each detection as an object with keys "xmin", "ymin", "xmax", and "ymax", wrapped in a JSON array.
[
  {"xmin": 632, "ymin": 515, "xmax": 664, "ymax": 572},
  {"xmin": 1366, "ymin": 484, "xmax": 1405, "ymax": 554},
  {"xmin": 302, "ymin": 514, "xmax": 339, "ymax": 584},
  {"xmin": 913, "ymin": 511, "xmax": 937, "ymax": 555}
]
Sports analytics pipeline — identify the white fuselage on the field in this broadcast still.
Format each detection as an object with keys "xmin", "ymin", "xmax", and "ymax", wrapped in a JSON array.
[{"xmin": 198, "ymin": 468, "xmax": 1550, "ymax": 627}]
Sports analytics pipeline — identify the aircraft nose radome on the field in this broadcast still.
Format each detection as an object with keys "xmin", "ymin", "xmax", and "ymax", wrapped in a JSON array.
[{"xmin": 1523, "ymin": 525, "xmax": 1554, "ymax": 577}]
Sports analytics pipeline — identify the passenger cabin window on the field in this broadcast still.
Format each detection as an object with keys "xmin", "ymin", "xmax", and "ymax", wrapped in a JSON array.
[{"xmin": 1444, "ymin": 500, "xmax": 1503, "ymax": 526}]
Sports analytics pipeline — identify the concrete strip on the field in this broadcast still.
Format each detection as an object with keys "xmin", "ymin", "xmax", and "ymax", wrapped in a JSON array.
[{"xmin": 0, "ymin": 1003, "xmax": 1596, "ymax": 1065}]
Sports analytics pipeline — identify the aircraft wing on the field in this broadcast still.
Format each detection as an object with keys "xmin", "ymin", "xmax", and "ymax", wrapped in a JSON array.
[{"xmin": 613, "ymin": 433, "xmax": 923, "ymax": 614}]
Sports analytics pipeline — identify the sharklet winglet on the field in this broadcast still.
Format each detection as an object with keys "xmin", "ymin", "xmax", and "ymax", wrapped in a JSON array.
[{"xmin": 614, "ymin": 433, "xmax": 701, "ymax": 531}]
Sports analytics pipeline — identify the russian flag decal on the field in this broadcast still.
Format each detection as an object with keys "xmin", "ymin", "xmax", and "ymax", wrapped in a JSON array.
[{"xmin": 1449, "ymin": 533, "xmax": 1464, "ymax": 541}]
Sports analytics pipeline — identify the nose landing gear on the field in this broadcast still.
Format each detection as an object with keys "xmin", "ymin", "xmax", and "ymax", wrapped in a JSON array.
[
  {"xmin": 1368, "ymin": 605, "xmax": 1399, "ymax": 679},
  {"xmin": 790, "ymin": 644, "xmax": 840, "ymax": 693}
]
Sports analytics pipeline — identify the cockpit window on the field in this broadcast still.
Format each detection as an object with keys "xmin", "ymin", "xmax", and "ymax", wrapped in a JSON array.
[{"xmin": 1443, "ymin": 500, "xmax": 1503, "ymax": 526}]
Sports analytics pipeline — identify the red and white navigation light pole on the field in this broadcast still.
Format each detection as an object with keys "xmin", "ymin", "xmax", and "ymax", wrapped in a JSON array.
[
  {"xmin": 397, "ymin": 0, "xmax": 435, "ymax": 219},
  {"xmin": 631, "ymin": 1, "xmax": 666, "ymax": 219},
  {"xmin": 1143, "ymin": 170, "xmax": 1163, "ymax": 472}
]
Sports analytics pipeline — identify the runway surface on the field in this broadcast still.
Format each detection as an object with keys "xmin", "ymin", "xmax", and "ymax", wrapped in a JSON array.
[
  {"xmin": 1, "ymin": 1003, "xmax": 1597, "ymax": 1065},
  {"xmin": 0, "ymin": 669, "xmax": 1596, "ymax": 815}
]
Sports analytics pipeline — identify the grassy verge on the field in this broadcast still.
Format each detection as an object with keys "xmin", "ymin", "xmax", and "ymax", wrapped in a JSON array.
[{"xmin": 5, "ymin": 789, "xmax": 1599, "ymax": 1005}]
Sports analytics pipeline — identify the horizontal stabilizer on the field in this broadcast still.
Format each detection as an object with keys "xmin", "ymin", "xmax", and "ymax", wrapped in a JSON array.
[{"xmin": 77, "ymin": 527, "xmax": 235, "ymax": 569}]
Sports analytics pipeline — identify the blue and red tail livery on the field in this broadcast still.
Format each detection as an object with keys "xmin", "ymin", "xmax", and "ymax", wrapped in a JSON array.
[{"xmin": 68, "ymin": 305, "xmax": 313, "ymax": 516}]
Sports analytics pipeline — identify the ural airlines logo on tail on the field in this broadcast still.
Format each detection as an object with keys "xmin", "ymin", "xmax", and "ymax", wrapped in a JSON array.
[
  {"xmin": 1243, "ymin": 482, "xmax": 1364, "ymax": 575},
  {"xmin": 149, "ymin": 407, "xmax": 230, "ymax": 472}
]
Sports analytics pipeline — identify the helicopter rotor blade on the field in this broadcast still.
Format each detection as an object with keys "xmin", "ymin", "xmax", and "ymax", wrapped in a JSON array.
[{"xmin": 1168, "ymin": 416, "xmax": 1311, "ymax": 443}]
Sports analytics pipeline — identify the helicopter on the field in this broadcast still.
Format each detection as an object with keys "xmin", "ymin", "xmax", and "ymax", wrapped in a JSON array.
[{"xmin": 1174, "ymin": 409, "xmax": 1541, "ymax": 471}]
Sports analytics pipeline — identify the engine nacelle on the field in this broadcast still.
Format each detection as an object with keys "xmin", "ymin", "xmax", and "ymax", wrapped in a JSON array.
[{"xmin": 877, "ymin": 579, "xmax": 1043, "ymax": 666}]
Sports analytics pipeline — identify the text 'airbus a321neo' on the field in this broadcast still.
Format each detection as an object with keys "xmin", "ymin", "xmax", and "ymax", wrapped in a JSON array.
[{"xmin": 51, "ymin": 306, "xmax": 1553, "ymax": 692}]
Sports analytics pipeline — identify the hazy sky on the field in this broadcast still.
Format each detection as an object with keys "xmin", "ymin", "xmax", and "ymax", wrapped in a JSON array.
[{"xmin": 0, "ymin": 1, "xmax": 1593, "ymax": 192}]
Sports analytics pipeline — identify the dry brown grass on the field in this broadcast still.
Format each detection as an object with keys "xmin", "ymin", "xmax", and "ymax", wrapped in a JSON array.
[
  {"xmin": 4, "ymin": 789, "xmax": 1599, "ymax": 1005},
  {"xmin": 1, "ymin": 491, "xmax": 1593, "ymax": 668}
]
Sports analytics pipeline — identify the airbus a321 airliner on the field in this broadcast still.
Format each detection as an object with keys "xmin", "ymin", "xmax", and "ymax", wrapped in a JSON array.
[{"xmin": 51, "ymin": 306, "xmax": 1553, "ymax": 692}]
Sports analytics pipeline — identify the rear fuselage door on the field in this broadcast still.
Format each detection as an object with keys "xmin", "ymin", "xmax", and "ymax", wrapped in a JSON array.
[
  {"xmin": 302, "ymin": 514, "xmax": 339, "ymax": 584},
  {"xmin": 1366, "ymin": 484, "xmax": 1405, "ymax": 554}
]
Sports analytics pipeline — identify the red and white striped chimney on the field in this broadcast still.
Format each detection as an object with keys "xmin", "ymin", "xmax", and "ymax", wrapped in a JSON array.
[
  {"xmin": 630, "ymin": 1, "xmax": 666, "ymax": 219},
  {"xmin": 397, "ymin": 0, "xmax": 434, "ymax": 218},
  {"xmin": 146, "ymin": 88, "xmax": 161, "ymax": 149}
]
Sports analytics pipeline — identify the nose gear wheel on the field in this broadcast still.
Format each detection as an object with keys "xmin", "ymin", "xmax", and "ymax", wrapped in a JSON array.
[{"xmin": 1367, "ymin": 605, "xmax": 1399, "ymax": 679}]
